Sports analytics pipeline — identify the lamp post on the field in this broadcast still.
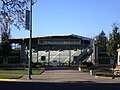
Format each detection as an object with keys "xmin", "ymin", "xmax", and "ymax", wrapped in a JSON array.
[
  {"xmin": 28, "ymin": 0, "xmax": 33, "ymax": 80},
  {"xmin": 26, "ymin": 0, "xmax": 37, "ymax": 79}
]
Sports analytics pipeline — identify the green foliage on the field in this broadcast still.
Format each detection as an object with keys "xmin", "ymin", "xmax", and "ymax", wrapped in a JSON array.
[
  {"xmin": 1, "ymin": 31, "xmax": 11, "ymax": 56},
  {"xmin": 0, "ymin": 69, "xmax": 44, "ymax": 75},
  {"xmin": 107, "ymin": 23, "xmax": 120, "ymax": 61},
  {"xmin": 95, "ymin": 30, "xmax": 107, "ymax": 52},
  {"xmin": 95, "ymin": 23, "xmax": 120, "ymax": 63},
  {"xmin": 0, "ymin": 0, "xmax": 31, "ymax": 62},
  {"xmin": 0, "ymin": 75, "xmax": 22, "ymax": 79},
  {"xmin": 0, "ymin": 0, "xmax": 30, "ymax": 30},
  {"xmin": 0, "ymin": 28, "xmax": 11, "ymax": 63}
]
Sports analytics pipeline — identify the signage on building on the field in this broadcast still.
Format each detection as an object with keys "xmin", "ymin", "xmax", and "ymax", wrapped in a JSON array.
[{"xmin": 38, "ymin": 39, "xmax": 81, "ymax": 45}]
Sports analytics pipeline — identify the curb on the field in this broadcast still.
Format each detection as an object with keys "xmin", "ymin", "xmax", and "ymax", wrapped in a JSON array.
[
  {"xmin": 95, "ymin": 76, "xmax": 120, "ymax": 80},
  {"xmin": 95, "ymin": 76, "xmax": 116, "ymax": 79},
  {"xmin": 0, "ymin": 79, "xmax": 43, "ymax": 82},
  {"xmin": 0, "ymin": 79, "xmax": 26, "ymax": 82}
]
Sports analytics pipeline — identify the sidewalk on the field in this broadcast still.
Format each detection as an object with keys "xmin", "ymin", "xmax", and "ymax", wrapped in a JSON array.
[
  {"xmin": 19, "ymin": 69, "xmax": 120, "ymax": 83},
  {"xmin": 0, "ymin": 68, "xmax": 120, "ymax": 83}
]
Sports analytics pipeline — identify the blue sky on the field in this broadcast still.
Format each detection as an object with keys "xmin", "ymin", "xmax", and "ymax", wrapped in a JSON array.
[{"xmin": 11, "ymin": 0, "xmax": 120, "ymax": 38}]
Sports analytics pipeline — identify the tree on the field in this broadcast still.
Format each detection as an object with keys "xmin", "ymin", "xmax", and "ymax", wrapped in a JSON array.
[
  {"xmin": 0, "ymin": 0, "xmax": 30, "ymax": 48},
  {"xmin": 0, "ymin": 0, "xmax": 31, "ymax": 64},
  {"xmin": 0, "ymin": 0, "xmax": 30, "ymax": 31},
  {"xmin": 1, "ymin": 31, "xmax": 11, "ymax": 64},
  {"xmin": 95, "ymin": 30, "xmax": 107, "ymax": 52},
  {"xmin": 107, "ymin": 23, "xmax": 120, "ymax": 62}
]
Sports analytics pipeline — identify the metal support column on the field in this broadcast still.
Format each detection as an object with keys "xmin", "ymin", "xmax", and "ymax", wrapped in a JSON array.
[
  {"xmin": 69, "ymin": 49, "xmax": 71, "ymax": 67},
  {"xmin": 37, "ymin": 49, "xmax": 38, "ymax": 63},
  {"xmin": 48, "ymin": 50, "xmax": 50, "ymax": 66},
  {"xmin": 59, "ymin": 51, "xmax": 60, "ymax": 66}
]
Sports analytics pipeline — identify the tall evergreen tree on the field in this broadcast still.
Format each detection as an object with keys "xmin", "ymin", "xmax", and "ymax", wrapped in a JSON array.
[
  {"xmin": 107, "ymin": 23, "xmax": 120, "ymax": 62},
  {"xmin": 95, "ymin": 30, "xmax": 107, "ymax": 52}
]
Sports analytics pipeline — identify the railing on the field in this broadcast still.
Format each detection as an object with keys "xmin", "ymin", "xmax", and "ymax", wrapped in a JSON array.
[{"xmin": 74, "ymin": 44, "xmax": 93, "ymax": 63}]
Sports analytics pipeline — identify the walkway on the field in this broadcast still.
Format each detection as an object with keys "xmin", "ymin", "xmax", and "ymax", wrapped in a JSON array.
[{"xmin": 20, "ymin": 67, "xmax": 120, "ymax": 83}]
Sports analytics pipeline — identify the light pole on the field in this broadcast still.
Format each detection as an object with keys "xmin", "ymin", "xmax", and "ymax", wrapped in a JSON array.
[
  {"xmin": 28, "ymin": 0, "xmax": 33, "ymax": 80},
  {"xmin": 26, "ymin": 0, "xmax": 37, "ymax": 79}
]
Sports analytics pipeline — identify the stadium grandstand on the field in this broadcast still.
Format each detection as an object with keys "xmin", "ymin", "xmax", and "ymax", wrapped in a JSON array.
[{"xmin": 0, "ymin": 34, "xmax": 94, "ymax": 67}]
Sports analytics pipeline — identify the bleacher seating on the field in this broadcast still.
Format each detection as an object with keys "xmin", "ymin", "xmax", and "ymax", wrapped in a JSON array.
[{"xmin": 31, "ymin": 50, "xmax": 82, "ymax": 65}]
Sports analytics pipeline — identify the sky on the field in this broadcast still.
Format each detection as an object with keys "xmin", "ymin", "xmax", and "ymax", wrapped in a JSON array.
[{"xmin": 11, "ymin": 0, "xmax": 120, "ymax": 38}]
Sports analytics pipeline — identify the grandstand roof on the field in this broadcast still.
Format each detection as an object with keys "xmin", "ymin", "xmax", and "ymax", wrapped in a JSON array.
[{"xmin": 9, "ymin": 34, "xmax": 92, "ymax": 41}]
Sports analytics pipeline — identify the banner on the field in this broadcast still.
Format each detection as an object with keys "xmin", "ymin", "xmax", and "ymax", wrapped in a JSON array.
[{"xmin": 25, "ymin": 10, "xmax": 30, "ymax": 30}]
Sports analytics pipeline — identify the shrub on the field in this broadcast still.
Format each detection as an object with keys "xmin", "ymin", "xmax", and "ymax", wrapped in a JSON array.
[{"xmin": 79, "ymin": 62, "xmax": 93, "ymax": 68}]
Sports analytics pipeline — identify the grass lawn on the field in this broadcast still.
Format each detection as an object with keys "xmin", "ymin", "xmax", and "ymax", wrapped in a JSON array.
[
  {"xmin": 0, "ymin": 69, "xmax": 44, "ymax": 79},
  {"xmin": 0, "ymin": 75, "xmax": 23, "ymax": 79},
  {"xmin": 96, "ymin": 70, "xmax": 113, "ymax": 76},
  {"xmin": 0, "ymin": 69, "xmax": 44, "ymax": 75}
]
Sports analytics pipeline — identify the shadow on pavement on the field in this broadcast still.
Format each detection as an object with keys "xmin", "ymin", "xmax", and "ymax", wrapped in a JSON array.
[
  {"xmin": 0, "ymin": 81, "xmax": 120, "ymax": 90},
  {"xmin": 45, "ymin": 66, "xmax": 78, "ymax": 70}
]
